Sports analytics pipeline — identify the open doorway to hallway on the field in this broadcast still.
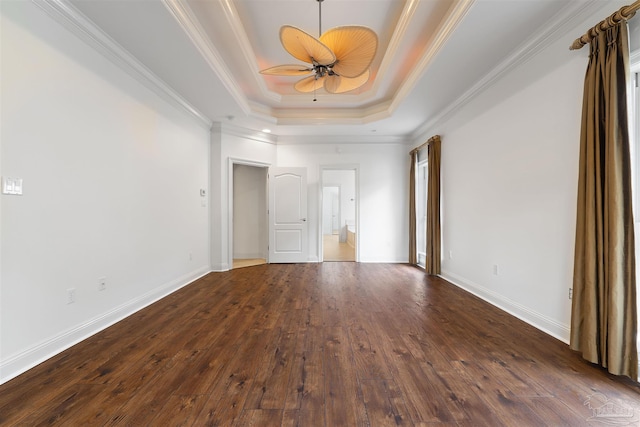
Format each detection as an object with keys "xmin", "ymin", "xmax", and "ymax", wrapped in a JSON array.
[
  {"xmin": 321, "ymin": 168, "xmax": 357, "ymax": 262},
  {"xmin": 232, "ymin": 163, "xmax": 268, "ymax": 269}
]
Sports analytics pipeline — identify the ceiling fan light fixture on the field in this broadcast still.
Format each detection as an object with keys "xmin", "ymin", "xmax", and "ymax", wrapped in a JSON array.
[
  {"xmin": 294, "ymin": 74, "xmax": 326, "ymax": 93},
  {"xmin": 320, "ymin": 26, "xmax": 378, "ymax": 78},
  {"xmin": 258, "ymin": 0, "xmax": 378, "ymax": 97},
  {"xmin": 280, "ymin": 26, "xmax": 335, "ymax": 66},
  {"xmin": 324, "ymin": 69, "xmax": 371, "ymax": 94},
  {"xmin": 259, "ymin": 64, "xmax": 313, "ymax": 76}
]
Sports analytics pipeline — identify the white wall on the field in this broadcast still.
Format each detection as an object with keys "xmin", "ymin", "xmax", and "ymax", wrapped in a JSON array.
[
  {"xmin": 427, "ymin": 1, "xmax": 637, "ymax": 343},
  {"xmin": 0, "ymin": 2, "xmax": 210, "ymax": 383},
  {"xmin": 233, "ymin": 164, "xmax": 267, "ymax": 259},
  {"xmin": 277, "ymin": 143, "xmax": 408, "ymax": 263},
  {"xmin": 630, "ymin": 15, "xmax": 639, "ymax": 53}
]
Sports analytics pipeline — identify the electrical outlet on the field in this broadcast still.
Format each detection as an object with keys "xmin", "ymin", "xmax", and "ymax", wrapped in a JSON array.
[
  {"xmin": 98, "ymin": 277, "xmax": 106, "ymax": 291},
  {"xmin": 449, "ymin": 250, "xmax": 453, "ymax": 259},
  {"xmin": 67, "ymin": 288, "xmax": 76, "ymax": 304},
  {"xmin": 569, "ymin": 288, "xmax": 573, "ymax": 300}
]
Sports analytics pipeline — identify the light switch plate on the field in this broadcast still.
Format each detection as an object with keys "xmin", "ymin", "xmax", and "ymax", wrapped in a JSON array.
[{"xmin": 2, "ymin": 177, "xmax": 23, "ymax": 195}]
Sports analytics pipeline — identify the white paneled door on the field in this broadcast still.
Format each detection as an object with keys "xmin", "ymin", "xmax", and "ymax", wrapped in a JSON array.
[{"xmin": 269, "ymin": 167, "xmax": 308, "ymax": 263}]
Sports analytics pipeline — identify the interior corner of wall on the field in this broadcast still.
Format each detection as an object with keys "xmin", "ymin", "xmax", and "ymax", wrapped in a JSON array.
[{"xmin": 440, "ymin": 270, "xmax": 570, "ymax": 344}]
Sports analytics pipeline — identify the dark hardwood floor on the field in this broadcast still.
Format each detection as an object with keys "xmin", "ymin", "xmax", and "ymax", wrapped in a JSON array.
[{"xmin": 1, "ymin": 263, "xmax": 639, "ymax": 426}]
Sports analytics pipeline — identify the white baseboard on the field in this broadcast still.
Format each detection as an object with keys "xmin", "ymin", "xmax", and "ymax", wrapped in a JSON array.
[
  {"xmin": 211, "ymin": 262, "xmax": 230, "ymax": 272},
  {"xmin": 233, "ymin": 253, "xmax": 265, "ymax": 260},
  {"xmin": 0, "ymin": 266, "xmax": 211, "ymax": 385},
  {"xmin": 440, "ymin": 270, "xmax": 570, "ymax": 344}
]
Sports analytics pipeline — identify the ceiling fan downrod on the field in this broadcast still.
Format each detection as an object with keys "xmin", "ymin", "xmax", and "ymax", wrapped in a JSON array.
[{"xmin": 317, "ymin": 0, "xmax": 324, "ymax": 37}]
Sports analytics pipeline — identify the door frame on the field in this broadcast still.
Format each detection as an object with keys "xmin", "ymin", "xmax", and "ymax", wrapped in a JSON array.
[
  {"xmin": 227, "ymin": 158, "xmax": 270, "ymax": 269},
  {"xmin": 319, "ymin": 164, "xmax": 360, "ymax": 262}
]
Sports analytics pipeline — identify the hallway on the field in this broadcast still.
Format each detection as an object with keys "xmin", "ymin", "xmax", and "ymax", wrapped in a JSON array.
[{"xmin": 323, "ymin": 234, "xmax": 355, "ymax": 262}]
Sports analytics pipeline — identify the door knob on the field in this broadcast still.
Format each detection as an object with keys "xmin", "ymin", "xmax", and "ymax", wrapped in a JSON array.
[{"xmin": 301, "ymin": 218, "xmax": 307, "ymax": 222}]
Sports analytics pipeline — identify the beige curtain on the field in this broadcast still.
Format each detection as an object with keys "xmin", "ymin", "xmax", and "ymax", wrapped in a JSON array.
[
  {"xmin": 571, "ymin": 22, "xmax": 637, "ymax": 380},
  {"xmin": 409, "ymin": 151, "xmax": 418, "ymax": 264},
  {"xmin": 425, "ymin": 136, "xmax": 441, "ymax": 275}
]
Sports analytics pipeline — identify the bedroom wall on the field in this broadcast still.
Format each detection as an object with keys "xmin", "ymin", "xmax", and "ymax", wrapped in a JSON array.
[
  {"xmin": 0, "ymin": 2, "xmax": 210, "ymax": 383},
  {"xmin": 423, "ymin": 1, "xmax": 637, "ymax": 342},
  {"xmin": 277, "ymin": 143, "xmax": 408, "ymax": 263}
]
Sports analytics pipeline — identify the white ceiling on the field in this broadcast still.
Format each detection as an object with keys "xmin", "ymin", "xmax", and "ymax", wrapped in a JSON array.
[{"xmin": 66, "ymin": 0, "xmax": 596, "ymax": 143}]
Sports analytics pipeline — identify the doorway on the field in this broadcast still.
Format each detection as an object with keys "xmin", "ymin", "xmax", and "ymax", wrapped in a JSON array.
[
  {"xmin": 232, "ymin": 163, "xmax": 268, "ymax": 269},
  {"xmin": 321, "ymin": 167, "xmax": 357, "ymax": 262}
]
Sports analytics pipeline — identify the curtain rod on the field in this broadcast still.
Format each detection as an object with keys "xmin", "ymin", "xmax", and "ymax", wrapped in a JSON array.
[
  {"xmin": 410, "ymin": 135, "xmax": 440, "ymax": 155},
  {"xmin": 569, "ymin": 0, "xmax": 640, "ymax": 50}
]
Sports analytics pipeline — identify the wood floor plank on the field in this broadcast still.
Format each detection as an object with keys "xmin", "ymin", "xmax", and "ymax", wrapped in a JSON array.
[
  {"xmin": 324, "ymin": 326, "xmax": 369, "ymax": 427},
  {"xmin": 194, "ymin": 327, "xmax": 273, "ymax": 425},
  {"xmin": 2, "ymin": 263, "xmax": 640, "ymax": 426},
  {"xmin": 284, "ymin": 342, "xmax": 325, "ymax": 427},
  {"xmin": 523, "ymin": 396, "xmax": 591, "ymax": 426},
  {"xmin": 431, "ymin": 368, "xmax": 505, "ymax": 427},
  {"xmin": 450, "ymin": 359, "xmax": 547, "ymax": 426},
  {"xmin": 350, "ymin": 325, "xmax": 393, "ymax": 380},
  {"xmin": 235, "ymin": 408, "xmax": 283, "ymax": 426},
  {"xmin": 103, "ymin": 349, "xmax": 205, "ymax": 425},
  {"xmin": 16, "ymin": 383, "xmax": 105, "ymax": 425},
  {"xmin": 370, "ymin": 324, "xmax": 456, "ymax": 424},
  {"xmin": 147, "ymin": 394, "xmax": 208, "ymax": 426},
  {"xmin": 244, "ymin": 329, "xmax": 298, "ymax": 410},
  {"xmin": 360, "ymin": 379, "xmax": 411, "ymax": 426}
]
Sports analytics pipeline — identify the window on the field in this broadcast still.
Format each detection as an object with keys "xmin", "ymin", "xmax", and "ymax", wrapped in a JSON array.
[
  {"xmin": 417, "ymin": 160, "xmax": 428, "ymax": 267},
  {"xmin": 630, "ymin": 59, "xmax": 639, "ymax": 347}
]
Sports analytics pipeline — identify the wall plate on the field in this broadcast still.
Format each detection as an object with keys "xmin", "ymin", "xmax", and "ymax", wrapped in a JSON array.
[{"xmin": 2, "ymin": 177, "xmax": 23, "ymax": 195}]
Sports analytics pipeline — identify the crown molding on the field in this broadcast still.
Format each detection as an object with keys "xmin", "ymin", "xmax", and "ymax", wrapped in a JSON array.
[
  {"xmin": 211, "ymin": 122, "xmax": 278, "ymax": 145},
  {"xmin": 276, "ymin": 134, "xmax": 407, "ymax": 145},
  {"xmin": 32, "ymin": 0, "xmax": 212, "ymax": 129},
  {"xmin": 270, "ymin": 100, "xmax": 393, "ymax": 126},
  {"xmin": 390, "ymin": 0, "xmax": 475, "ymax": 113},
  {"xmin": 162, "ymin": 0, "xmax": 252, "ymax": 115},
  {"xmin": 369, "ymin": 0, "xmax": 421, "ymax": 96},
  {"xmin": 410, "ymin": 0, "xmax": 605, "ymax": 143},
  {"xmin": 220, "ymin": 0, "xmax": 282, "ymax": 104}
]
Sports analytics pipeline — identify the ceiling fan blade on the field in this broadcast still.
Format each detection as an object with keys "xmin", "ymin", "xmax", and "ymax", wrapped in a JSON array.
[
  {"xmin": 294, "ymin": 75, "xmax": 325, "ymax": 93},
  {"xmin": 320, "ymin": 26, "xmax": 378, "ymax": 78},
  {"xmin": 280, "ymin": 25, "xmax": 336, "ymax": 66},
  {"xmin": 260, "ymin": 64, "xmax": 313, "ymax": 76},
  {"xmin": 324, "ymin": 70, "xmax": 370, "ymax": 94}
]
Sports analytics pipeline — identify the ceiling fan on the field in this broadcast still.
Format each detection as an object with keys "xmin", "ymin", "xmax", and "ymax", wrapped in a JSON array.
[{"xmin": 259, "ymin": 0, "xmax": 378, "ymax": 98}]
